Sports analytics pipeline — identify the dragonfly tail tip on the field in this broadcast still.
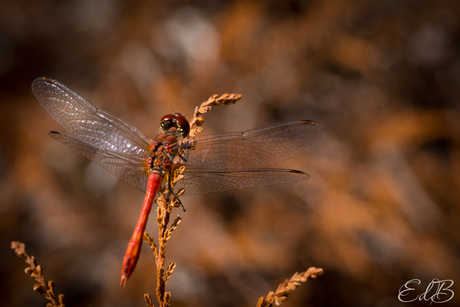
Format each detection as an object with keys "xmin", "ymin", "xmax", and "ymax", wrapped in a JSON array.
[{"xmin": 120, "ymin": 276, "xmax": 128, "ymax": 287}]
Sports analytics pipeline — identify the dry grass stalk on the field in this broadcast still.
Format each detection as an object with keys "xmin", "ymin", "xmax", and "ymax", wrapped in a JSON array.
[
  {"xmin": 11, "ymin": 241, "xmax": 65, "ymax": 307},
  {"xmin": 143, "ymin": 93, "xmax": 242, "ymax": 307},
  {"xmin": 153, "ymin": 194, "xmax": 173, "ymax": 307},
  {"xmin": 188, "ymin": 93, "xmax": 242, "ymax": 137},
  {"xmin": 256, "ymin": 267, "xmax": 323, "ymax": 307}
]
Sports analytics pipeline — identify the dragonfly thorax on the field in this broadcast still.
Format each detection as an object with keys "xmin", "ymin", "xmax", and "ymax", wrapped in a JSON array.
[{"xmin": 148, "ymin": 134, "xmax": 180, "ymax": 175}]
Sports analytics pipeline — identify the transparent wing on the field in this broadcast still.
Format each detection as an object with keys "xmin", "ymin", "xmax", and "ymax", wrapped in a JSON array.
[
  {"xmin": 174, "ymin": 167, "xmax": 310, "ymax": 195},
  {"xmin": 32, "ymin": 77, "xmax": 152, "ymax": 160},
  {"xmin": 186, "ymin": 120, "xmax": 326, "ymax": 169},
  {"xmin": 33, "ymin": 77, "xmax": 325, "ymax": 196},
  {"xmin": 50, "ymin": 131, "xmax": 150, "ymax": 192}
]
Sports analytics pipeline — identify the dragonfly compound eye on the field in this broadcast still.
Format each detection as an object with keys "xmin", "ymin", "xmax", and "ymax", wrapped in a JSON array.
[{"xmin": 160, "ymin": 113, "xmax": 190, "ymax": 138}]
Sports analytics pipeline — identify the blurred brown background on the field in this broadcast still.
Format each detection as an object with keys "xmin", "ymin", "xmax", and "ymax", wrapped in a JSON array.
[{"xmin": 1, "ymin": 0, "xmax": 459, "ymax": 306}]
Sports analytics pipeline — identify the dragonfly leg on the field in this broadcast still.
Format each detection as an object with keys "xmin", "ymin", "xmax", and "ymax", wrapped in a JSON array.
[
  {"xmin": 176, "ymin": 150, "xmax": 189, "ymax": 163},
  {"xmin": 176, "ymin": 138, "xmax": 193, "ymax": 162},
  {"xmin": 151, "ymin": 176, "xmax": 186, "ymax": 212},
  {"xmin": 166, "ymin": 170, "xmax": 186, "ymax": 212},
  {"xmin": 169, "ymin": 188, "xmax": 186, "ymax": 212}
]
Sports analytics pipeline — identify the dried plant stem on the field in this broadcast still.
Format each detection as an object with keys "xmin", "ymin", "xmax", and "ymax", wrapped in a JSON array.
[
  {"xmin": 11, "ymin": 241, "xmax": 65, "ymax": 307},
  {"xmin": 156, "ymin": 195, "xmax": 172, "ymax": 306},
  {"xmin": 256, "ymin": 267, "xmax": 323, "ymax": 307},
  {"xmin": 140, "ymin": 169, "xmax": 186, "ymax": 307}
]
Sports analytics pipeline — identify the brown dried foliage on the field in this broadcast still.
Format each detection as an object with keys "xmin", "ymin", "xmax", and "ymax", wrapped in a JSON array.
[
  {"xmin": 256, "ymin": 267, "xmax": 323, "ymax": 307},
  {"xmin": 10, "ymin": 241, "xmax": 65, "ymax": 307}
]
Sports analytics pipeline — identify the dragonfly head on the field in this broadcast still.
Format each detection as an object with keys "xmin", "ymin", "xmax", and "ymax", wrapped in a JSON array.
[{"xmin": 160, "ymin": 113, "xmax": 190, "ymax": 138}]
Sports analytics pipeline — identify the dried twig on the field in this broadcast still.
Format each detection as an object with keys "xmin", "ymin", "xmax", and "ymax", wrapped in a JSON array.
[
  {"xmin": 256, "ymin": 267, "xmax": 323, "ymax": 307},
  {"xmin": 11, "ymin": 241, "xmax": 65, "ymax": 307}
]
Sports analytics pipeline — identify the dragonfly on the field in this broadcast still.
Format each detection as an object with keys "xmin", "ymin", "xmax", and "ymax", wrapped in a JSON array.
[{"xmin": 32, "ymin": 76, "xmax": 326, "ymax": 287}]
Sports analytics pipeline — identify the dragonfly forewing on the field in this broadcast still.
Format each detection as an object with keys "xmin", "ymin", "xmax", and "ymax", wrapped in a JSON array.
[{"xmin": 32, "ymin": 77, "xmax": 153, "ymax": 160}]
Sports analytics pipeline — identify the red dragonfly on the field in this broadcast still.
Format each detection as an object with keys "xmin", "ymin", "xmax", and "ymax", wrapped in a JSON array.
[{"xmin": 32, "ymin": 77, "xmax": 326, "ymax": 287}]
